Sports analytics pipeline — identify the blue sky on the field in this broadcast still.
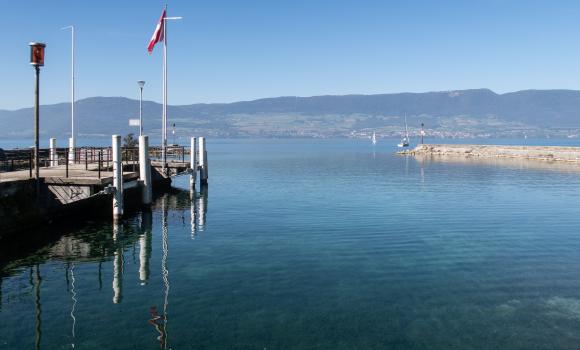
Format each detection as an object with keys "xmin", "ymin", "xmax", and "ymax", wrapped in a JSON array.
[{"xmin": 2, "ymin": 0, "xmax": 580, "ymax": 110}]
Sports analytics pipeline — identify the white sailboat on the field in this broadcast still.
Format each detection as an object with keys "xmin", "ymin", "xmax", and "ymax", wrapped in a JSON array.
[
  {"xmin": 397, "ymin": 115, "xmax": 410, "ymax": 148},
  {"xmin": 371, "ymin": 131, "xmax": 377, "ymax": 145}
]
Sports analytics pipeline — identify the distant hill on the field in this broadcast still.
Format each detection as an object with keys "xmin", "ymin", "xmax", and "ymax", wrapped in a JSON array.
[{"xmin": 2, "ymin": 89, "xmax": 580, "ymax": 140}]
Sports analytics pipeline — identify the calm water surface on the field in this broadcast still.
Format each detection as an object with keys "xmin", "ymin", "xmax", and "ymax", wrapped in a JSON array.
[{"xmin": 2, "ymin": 139, "xmax": 580, "ymax": 349}]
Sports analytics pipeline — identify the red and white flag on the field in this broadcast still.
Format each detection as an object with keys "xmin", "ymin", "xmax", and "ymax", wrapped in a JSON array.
[{"xmin": 147, "ymin": 8, "xmax": 166, "ymax": 54}]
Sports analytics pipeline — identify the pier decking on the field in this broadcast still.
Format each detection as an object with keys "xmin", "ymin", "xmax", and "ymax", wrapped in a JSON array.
[{"xmin": 0, "ymin": 161, "xmax": 190, "ymax": 185}]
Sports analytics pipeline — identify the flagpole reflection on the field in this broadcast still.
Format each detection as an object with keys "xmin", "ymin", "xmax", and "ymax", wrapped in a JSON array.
[{"xmin": 69, "ymin": 263, "xmax": 77, "ymax": 348}]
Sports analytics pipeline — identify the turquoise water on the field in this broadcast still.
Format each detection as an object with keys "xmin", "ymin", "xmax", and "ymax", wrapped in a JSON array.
[{"xmin": 3, "ymin": 139, "xmax": 580, "ymax": 349}]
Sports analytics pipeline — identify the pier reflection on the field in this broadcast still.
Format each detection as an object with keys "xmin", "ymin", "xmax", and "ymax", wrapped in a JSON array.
[
  {"xmin": 112, "ymin": 221, "xmax": 124, "ymax": 304},
  {"xmin": 190, "ymin": 185, "xmax": 208, "ymax": 238},
  {"xmin": 139, "ymin": 210, "xmax": 153, "ymax": 284},
  {"xmin": 413, "ymin": 153, "xmax": 580, "ymax": 173},
  {"xmin": 0, "ymin": 186, "xmax": 210, "ymax": 349}
]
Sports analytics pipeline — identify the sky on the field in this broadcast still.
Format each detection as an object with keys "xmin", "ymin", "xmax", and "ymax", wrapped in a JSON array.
[{"xmin": 2, "ymin": 0, "xmax": 580, "ymax": 110}]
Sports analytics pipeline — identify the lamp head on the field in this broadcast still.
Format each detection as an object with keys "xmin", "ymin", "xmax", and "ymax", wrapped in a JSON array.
[{"xmin": 29, "ymin": 42, "xmax": 46, "ymax": 66}]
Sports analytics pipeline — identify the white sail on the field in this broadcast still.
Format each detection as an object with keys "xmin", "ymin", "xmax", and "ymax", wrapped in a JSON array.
[{"xmin": 398, "ymin": 114, "xmax": 410, "ymax": 148}]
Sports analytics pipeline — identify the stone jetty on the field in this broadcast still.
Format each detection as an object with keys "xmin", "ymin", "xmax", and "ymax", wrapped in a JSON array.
[{"xmin": 399, "ymin": 144, "xmax": 580, "ymax": 163}]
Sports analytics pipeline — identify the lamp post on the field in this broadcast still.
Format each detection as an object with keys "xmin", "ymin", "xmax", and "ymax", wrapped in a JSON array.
[
  {"xmin": 138, "ymin": 81, "xmax": 145, "ymax": 136},
  {"xmin": 61, "ymin": 26, "xmax": 76, "ymax": 164},
  {"xmin": 29, "ymin": 42, "xmax": 45, "ymax": 195}
]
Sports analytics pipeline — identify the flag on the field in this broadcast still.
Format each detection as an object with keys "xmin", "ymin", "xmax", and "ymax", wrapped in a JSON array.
[{"xmin": 147, "ymin": 9, "xmax": 166, "ymax": 54}]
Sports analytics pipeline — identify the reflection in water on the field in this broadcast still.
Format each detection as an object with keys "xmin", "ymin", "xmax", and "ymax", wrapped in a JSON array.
[
  {"xmin": 146, "ymin": 195, "xmax": 171, "ymax": 348},
  {"xmin": 148, "ymin": 306, "xmax": 167, "ymax": 347},
  {"xmin": 69, "ymin": 263, "xmax": 77, "ymax": 348},
  {"xmin": 0, "ymin": 186, "xmax": 210, "ymax": 349},
  {"xmin": 139, "ymin": 211, "xmax": 153, "ymax": 284},
  {"xmin": 32, "ymin": 265, "xmax": 42, "ymax": 350},
  {"xmin": 190, "ymin": 193, "xmax": 196, "ymax": 240},
  {"xmin": 197, "ymin": 185, "xmax": 208, "ymax": 232},
  {"xmin": 413, "ymin": 153, "xmax": 580, "ymax": 173},
  {"xmin": 189, "ymin": 185, "xmax": 208, "ymax": 238},
  {"xmin": 112, "ymin": 222, "xmax": 124, "ymax": 304}
]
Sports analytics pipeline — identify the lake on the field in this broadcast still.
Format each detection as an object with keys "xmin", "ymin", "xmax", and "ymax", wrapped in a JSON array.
[{"xmin": 2, "ymin": 138, "xmax": 580, "ymax": 349}]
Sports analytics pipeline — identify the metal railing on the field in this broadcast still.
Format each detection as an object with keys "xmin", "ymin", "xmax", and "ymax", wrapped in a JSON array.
[{"xmin": 0, "ymin": 145, "xmax": 189, "ymax": 179}]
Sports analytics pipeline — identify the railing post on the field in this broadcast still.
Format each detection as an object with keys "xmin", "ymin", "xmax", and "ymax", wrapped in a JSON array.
[
  {"xmin": 29, "ymin": 149, "xmax": 33, "ymax": 179},
  {"xmin": 65, "ymin": 148, "xmax": 69, "ymax": 178},
  {"xmin": 98, "ymin": 150, "xmax": 102, "ymax": 179},
  {"xmin": 85, "ymin": 148, "xmax": 88, "ymax": 170}
]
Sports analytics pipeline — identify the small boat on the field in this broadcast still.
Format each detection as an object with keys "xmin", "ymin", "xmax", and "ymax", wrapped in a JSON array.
[
  {"xmin": 397, "ymin": 115, "xmax": 410, "ymax": 148},
  {"xmin": 371, "ymin": 131, "xmax": 377, "ymax": 145}
]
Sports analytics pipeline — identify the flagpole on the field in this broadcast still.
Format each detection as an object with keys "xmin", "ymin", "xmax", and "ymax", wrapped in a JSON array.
[
  {"xmin": 71, "ymin": 25, "xmax": 75, "ymax": 164},
  {"xmin": 162, "ymin": 6, "xmax": 168, "ymax": 174}
]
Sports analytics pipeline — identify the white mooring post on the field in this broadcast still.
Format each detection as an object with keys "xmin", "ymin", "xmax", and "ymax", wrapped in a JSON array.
[
  {"xmin": 49, "ymin": 138, "xmax": 57, "ymax": 166},
  {"xmin": 68, "ymin": 137, "xmax": 75, "ymax": 164},
  {"xmin": 112, "ymin": 135, "xmax": 123, "ymax": 219},
  {"xmin": 199, "ymin": 137, "xmax": 208, "ymax": 185},
  {"xmin": 190, "ymin": 137, "xmax": 197, "ymax": 189},
  {"xmin": 139, "ymin": 135, "xmax": 152, "ymax": 205}
]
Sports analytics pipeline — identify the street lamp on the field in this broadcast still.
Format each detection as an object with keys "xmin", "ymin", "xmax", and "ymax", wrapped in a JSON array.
[
  {"xmin": 61, "ymin": 26, "xmax": 75, "ymax": 164},
  {"xmin": 138, "ymin": 81, "xmax": 145, "ymax": 136},
  {"xmin": 29, "ymin": 42, "xmax": 45, "ymax": 195}
]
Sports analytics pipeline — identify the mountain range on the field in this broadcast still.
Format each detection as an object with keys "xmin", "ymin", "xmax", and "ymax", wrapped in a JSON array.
[{"xmin": 2, "ymin": 88, "xmax": 580, "ymax": 140}]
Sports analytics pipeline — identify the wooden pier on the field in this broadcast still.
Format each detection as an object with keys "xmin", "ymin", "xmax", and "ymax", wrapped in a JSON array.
[{"xmin": 0, "ymin": 136, "xmax": 208, "ymax": 239}]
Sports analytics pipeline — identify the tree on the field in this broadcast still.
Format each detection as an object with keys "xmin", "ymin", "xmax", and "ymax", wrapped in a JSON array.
[{"xmin": 123, "ymin": 133, "xmax": 138, "ymax": 148}]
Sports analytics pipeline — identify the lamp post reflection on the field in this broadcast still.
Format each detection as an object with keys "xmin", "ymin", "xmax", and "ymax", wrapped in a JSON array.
[{"xmin": 32, "ymin": 265, "xmax": 42, "ymax": 350}]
